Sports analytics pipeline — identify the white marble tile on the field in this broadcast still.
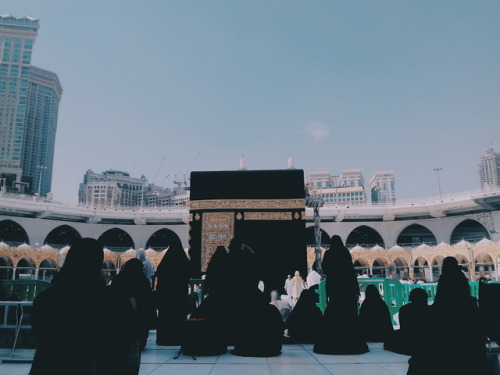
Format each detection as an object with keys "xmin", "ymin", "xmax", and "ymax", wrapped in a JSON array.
[
  {"xmin": 269, "ymin": 364, "xmax": 331, "ymax": 375},
  {"xmin": 377, "ymin": 362, "xmax": 410, "ymax": 375},
  {"xmin": 266, "ymin": 349, "xmax": 318, "ymax": 364},
  {"xmin": 166, "ymin": 353, "xmax": 219, "ymax": 364},
  {"xmin": 323, "ymin": 363, "xmax": 395, "ymax": 375},
  {"xmin": 140, "ymin": 349, "xmax": 177, "ymax": 363},
  {"xmin": 138, "ymin": 363, "xmax": 162, "ymax": 375},
  {"xmin": 147, "ymin": 363, "xmax": 215, "ymax": 375},
  {"xmin": 211, "ymin": 364, "xmax": 271, "ymax": 375},
  {"xmin": 361, "ymin": 349, "xmax": 409, "ymax": 363},
  {"xmin": 306, "ymin": 350, "xmax": 369, "ymax": 364},
  {"xmin": 0, "ymin": 362, "xmax": 31, "ymax": 375}
]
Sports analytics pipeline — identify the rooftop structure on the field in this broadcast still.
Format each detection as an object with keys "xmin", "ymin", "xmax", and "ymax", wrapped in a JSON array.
[
  {"xmin": 369, "ymin": 171, "xmax": 396, "ymax": 204},
  {"xmin": 479, "ymin": 146, "xmax": 500, "ymax": 190},
  {"xmin": 78, "ymin": 169, "xmax": 186, "ymax": 208}
]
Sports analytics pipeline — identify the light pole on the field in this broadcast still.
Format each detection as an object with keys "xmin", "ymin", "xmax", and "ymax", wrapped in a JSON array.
[
  {"xmin": 37, "ymin": 165, "xmax": 47, "ymax": 197},
  {"xmin": 433, "ymin": 168, "xmax": 442, "ymax": 198},
  {"xmin": 306, "ymin": 187, "xmax": 325, "ymax": 275}
]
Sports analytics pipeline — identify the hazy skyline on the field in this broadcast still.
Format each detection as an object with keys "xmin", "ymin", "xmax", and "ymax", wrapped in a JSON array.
[{"xmin": 3, "ymin": 1, "xmax": 500, "ymax": 204}]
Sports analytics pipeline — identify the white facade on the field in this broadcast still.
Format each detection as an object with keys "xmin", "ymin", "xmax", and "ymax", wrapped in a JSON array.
[
  {"xmin": 308, "ymin": 170, "xmax": 367, "ymax": 205},
  {"xmin": 369, "ymin": 171, "xmax": 396, "ymax": 204},
  {"xmin": 479, "ymin": 146, "xmax": 500, "ymax": 190}
]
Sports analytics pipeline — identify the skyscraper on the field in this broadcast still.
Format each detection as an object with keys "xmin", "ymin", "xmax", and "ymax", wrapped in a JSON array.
[
  {"xmin": 0, "ymin": 15, "xmax": 62, "ymax": 197},
  {"xmin": 23, "ymin": 67, "xmax": 62, "ymax": 196},
  {"xmin": 479, "ymin": 146, "xmax": 500, "ymax": 190},
  {"xmin": 369, "ymin": 171, "xmax": 396, "ymax": 204}
]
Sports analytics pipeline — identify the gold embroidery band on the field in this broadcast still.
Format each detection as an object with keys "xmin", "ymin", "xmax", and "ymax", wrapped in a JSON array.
[
  {"xmin": 201, "ymin": 212, "xmax": 234, "ymax": 272},
  {"xmin": 244, "ymin": 212, "xmax": 293, "ymax": 221},
  {"xmin": 190, "ymin": 199, "xmax": 305, "ymax": 211}
]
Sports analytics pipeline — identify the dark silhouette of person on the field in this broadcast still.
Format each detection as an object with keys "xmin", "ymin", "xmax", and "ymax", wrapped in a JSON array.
[
  {"xmin": 30, "ymin": 238, "xmax": 141, "ymax": 375},
  {"xmin": 384, "ymin": 287, "xmax": 430, "ymax": 355},
  {"xmin": 180, "ymin": 245, "xmax": 230, "ymax": 356},
  {"xmin": 228, "ymin": 238, "xmax": 283, "ymax": 357},
  {"xmin": 156, "ymin": 236, "xmax": 190, "ymax": 345},
  {"xmin": 314, "ymin": 235, "xmax": 368, "ymax": 354},
  {"xmin": 110, "ymin": 258, "xmax": 156, "ymax": 350},
  {"xmin": 479, "ymin": 278, "xmax": 500, "ymax": 345},
  {"xmin": 359, "ymin": 284, "xmax": 394, "ymax": 342},
  {"xmin": 407, "ymin": 256, "xmax": 487, "ymax": 375},
  {"xmin": 286, "ymin": 283, "xmax": 323, "ymax": 343}
]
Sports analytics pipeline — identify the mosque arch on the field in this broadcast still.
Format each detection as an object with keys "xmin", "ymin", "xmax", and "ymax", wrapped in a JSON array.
[
  {"xmin": 431, "ymin": 255, "xmax": 445, "ymax": 281},
  {"xmin": 353, "ymin": 258, "xmax": 370, "ymax": 275},
  {"xmin": 15, "ymin": 257, "xmax": 36, "ymax": 279},
  {"xmin": 98, "ymin": 228, "xmax": 134, "ymax": 251},
  {"xmin": 474, "ymin": 253, "xmax": 495, "ymax": 279},
  {"xmin": 372, "ymin": 257, "xmax": 389, "ymax": 278},
  {"xmin": 346, "ymin": 226, "xmax": 385, "ymax": 248},
  {"xmin": 392, "ymin": 257, "xmax": 409, "ymax": 280},
  {"xmin": 0, "ymin": 220, "xmax": 29, "ymax": 246},
  {"xmin": 397, "ymin": 224, "xmax": 437, "ymax": 247},
  {"xmin": 304, "ymin": 227, "xmax": 331, "ymax": 247},
  {"xmin": 450, "ymin": 219, "xmax": 490, "ymax": 244},
  {"xmin": 44, "ymin": 225, "xmax": 82, "ymax": 248},
  {"xmin": 39, "ymin": 258, "xmax": 58, "ymax": 281},
  {"xmin": 39, "ymin": 258, "xmax": 57, "ymax": 269},
  {"xmin": 393, "ymin": 257, "xmax": 408, "ymax": 268},
  {"xmin": 413, "ymin": 257, "xmax": 429, "ymax": 282},
  {"xmin": 0, "ymin": 256, "xmax": 13, "ymax": 279},
  {"xmin": 146, "ymin": 228, "xmax": 182, "ymax": 250}
]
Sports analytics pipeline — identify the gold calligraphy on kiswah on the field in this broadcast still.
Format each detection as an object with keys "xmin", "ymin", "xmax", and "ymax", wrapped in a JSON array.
[{"xmin": 190, "ymin": 198, "xmax": 305, "ymax": 211}]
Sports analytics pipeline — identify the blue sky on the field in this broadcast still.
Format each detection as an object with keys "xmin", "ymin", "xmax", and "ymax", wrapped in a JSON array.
[{"xmin": 3, "ymin": 0, "xmax": 500, "ymax": 203}]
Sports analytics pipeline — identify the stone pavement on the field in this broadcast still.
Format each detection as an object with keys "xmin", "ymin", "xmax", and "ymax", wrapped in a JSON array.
[{"xmin": 0, "ymin": 331, "xmax": 411, "ymax": 375}]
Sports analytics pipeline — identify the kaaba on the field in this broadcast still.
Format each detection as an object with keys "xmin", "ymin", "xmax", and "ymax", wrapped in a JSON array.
[{"xmin": 189, "ymin": 169, "xmax": 307, "ymax": 293}]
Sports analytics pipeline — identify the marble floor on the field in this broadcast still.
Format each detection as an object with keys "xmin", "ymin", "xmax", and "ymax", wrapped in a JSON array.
[{"xmin": 0, "ymin": 332, "xmax": 411, "ymax": 375}]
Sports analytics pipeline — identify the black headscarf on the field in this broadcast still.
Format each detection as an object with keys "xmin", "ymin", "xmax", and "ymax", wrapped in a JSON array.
[
  {"xmin": 53, "ymin": 237, "xmax": 105, "ymax": 290},
  {"xmin": 434, "ymin": 256, "xmax": 470, "ymax": 306},
  {"xmin": 205, "ymin": 245, "xmax": 229, "ymax": 295},
  {"xmin": 324, "ymin": 235, "xmax": 359, "ymax": 302}
]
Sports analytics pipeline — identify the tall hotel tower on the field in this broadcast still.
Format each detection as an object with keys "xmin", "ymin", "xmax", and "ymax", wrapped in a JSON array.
[
  {"xmin": 0, "ymin": 15, "xmax": 62, "ymax": 197},
  {"xmin": 369, "ymin": 171, "xmax": 396, "ymax": 204},
  {"xmin": 479, "ymin": 146, "xmax": 500, "ymax": 190}
]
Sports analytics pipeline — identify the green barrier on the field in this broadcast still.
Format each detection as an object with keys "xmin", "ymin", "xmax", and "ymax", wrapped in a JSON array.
[
  {"xmin": 315, "ymin": 279, "xmax": 327, "ymax": 313},
  {"xmin": 1, "ymin": 280, "xmax": 51, "ymax": 301},
  {"xmin": 314, "ymin": 277, "xmax": 483, "ymax": 326},
  {"xmin": 358, "ymin": 279, "xmax": 405, "ymax": 325}
]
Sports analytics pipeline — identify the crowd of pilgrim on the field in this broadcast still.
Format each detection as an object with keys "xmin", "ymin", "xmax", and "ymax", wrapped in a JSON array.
[{"xmin": 27, "ymin": 234, "xmax": 493, "ymax": 375}]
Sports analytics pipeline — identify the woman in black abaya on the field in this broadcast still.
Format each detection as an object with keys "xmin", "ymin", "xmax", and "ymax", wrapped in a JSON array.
[
  {"xmin": 407, "ymin": 256, "xmax": 486, "ymax": 375},
  {"xmin": 313, "ymin": 235, "xmax": 368, "ymax": 355},
  {"xmin": 156, "ymin": 237, "xmax": 190, "ymax": 345},
  {"xmin": 358, "ymin": 284, "xmax": 394, "ymax": 342}
]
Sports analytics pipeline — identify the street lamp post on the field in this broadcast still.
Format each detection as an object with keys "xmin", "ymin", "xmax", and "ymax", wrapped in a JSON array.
[
  {"xmin": 37, "ymin": 165, "xmax": 47, "ymax": 197},
  {"xmin": 306, "ymin": 188, "xmax": 325, "ymax": 275},
  {"xmin": 433, "ymin": 168, "xmax": 443, "ymax": 198}
]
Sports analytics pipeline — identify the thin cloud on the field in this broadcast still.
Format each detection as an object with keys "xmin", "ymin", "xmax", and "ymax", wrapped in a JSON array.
[{"xmin": 305, "ymin": 122, "xmax": 330, "ymax": 141}]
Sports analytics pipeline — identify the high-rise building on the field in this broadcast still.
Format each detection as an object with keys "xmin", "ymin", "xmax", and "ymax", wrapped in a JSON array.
[
  {"xmin": 369, "ymin": 171, "xmax": 396, "ymax": 204},
  {"xmin": 479, "ymin": 146, "xmax": 500, "ymax": 190},
  {"xmin": 308, "ymin": 170, "xmax": 367, "ymax": 205},
  {"xmin": 0, "ymin": 15, "xmax": 61, "ymax": 197},
  {"xmin": 78, "ymin": 169, "xmax": 185, "ymax": 207},
  {"xmin": 23, "ymin": 67, "xmax": 62, "ymax": 196},
  {"xmin": 308, "ymin": 171, "xmax": 335, "ymax": 190},
  {"xmin": 339, "ymin": 169, "xmax": 365, "ymax": 189}
]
